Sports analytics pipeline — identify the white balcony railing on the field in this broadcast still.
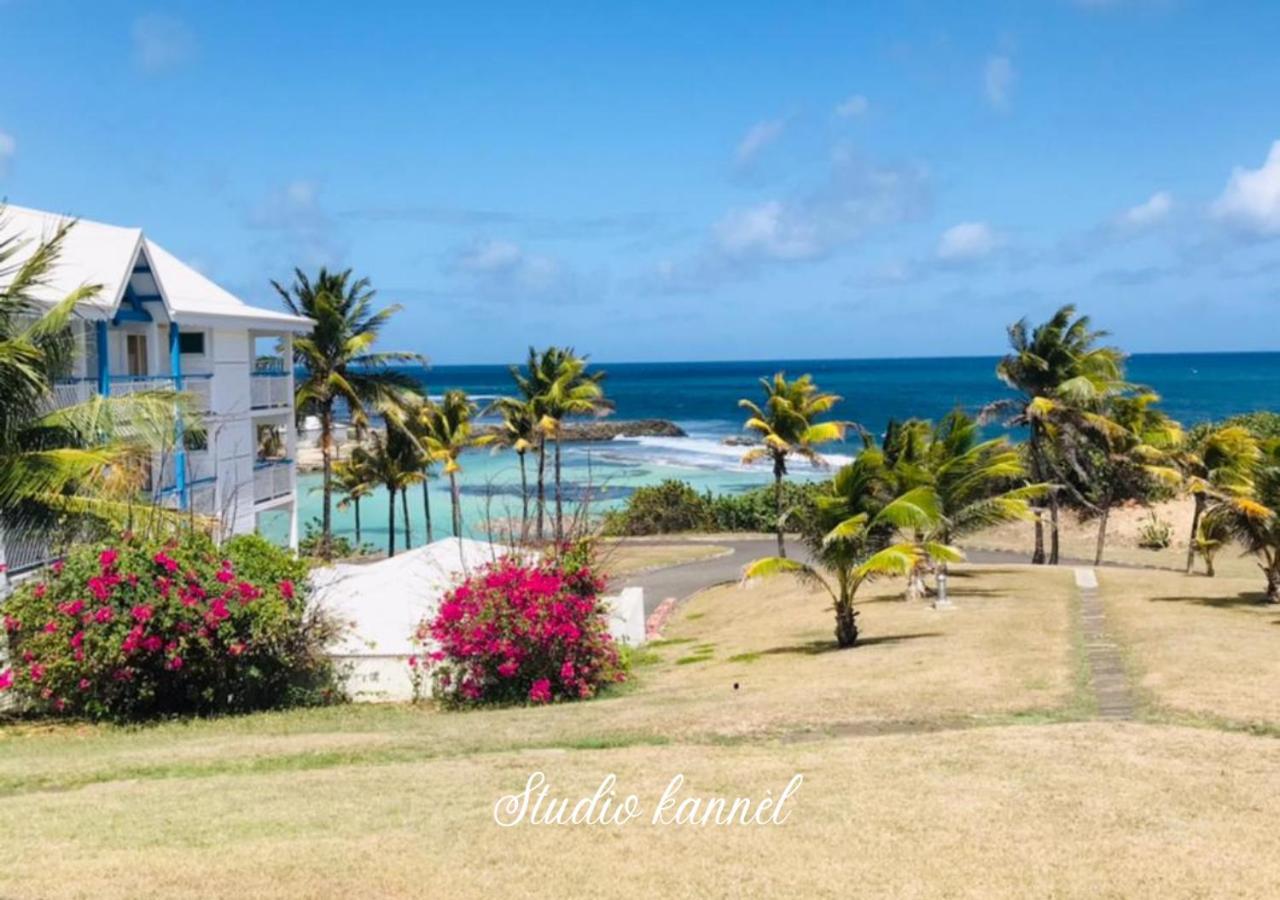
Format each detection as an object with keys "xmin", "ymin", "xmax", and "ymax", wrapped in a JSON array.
[
  {"xmin": 50, "ymin": 375, "xmax": 212, "ymax": 411},
  {"xmin": 155, "ymin": 450, "xmax": 215, "ymax": 491},
  {"xmin": 250, "ymin": 373, "xmax": 291, "ymax": 410},
  {"xmin": 253, "ymin": 459, "xmax": 293, "ymax": 505}
]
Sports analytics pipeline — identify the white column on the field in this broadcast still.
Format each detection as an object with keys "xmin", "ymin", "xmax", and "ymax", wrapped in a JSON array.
[
  {"xmin": 284, "ymin": 333, "xmax": 299, "ymax": 553},
  {"xmin": 147, "ymin": 321, "xmax": 161, "ymax": 376}
]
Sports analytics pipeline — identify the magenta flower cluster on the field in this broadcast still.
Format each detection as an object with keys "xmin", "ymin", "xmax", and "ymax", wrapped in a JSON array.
[
  {"xmin": 417, "ymin": 555, "xmax": 624, "ymax": 707},
  {"xmin": 0, "ymin": 532, "xmax": 329, "ymax": 721}
]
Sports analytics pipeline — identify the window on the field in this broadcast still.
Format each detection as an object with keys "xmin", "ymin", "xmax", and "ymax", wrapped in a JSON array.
[
  {"xmin": 178, "ymin": 331, "xmax": 205, "ymax": 355},
  {"xmin": 126, "ymin": 334, "xmax": 148, "ymax": 376}
]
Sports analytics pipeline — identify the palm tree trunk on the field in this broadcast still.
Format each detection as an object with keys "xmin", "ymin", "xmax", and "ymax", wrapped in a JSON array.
[
  {"xmin": 354, "ymin": 497, "xmax": 362, "ymax": 546},
  {"xmin": 1033, "ymin": 512, "xmax": 1046, "ymax": 565},
  {"xmin": 554, "ymin": 435, "xmax": 564, "ymax": 543},
  {"xmin": 535, "ymin": 435, "xmax": 547, "ymax": 542},
  {"xmin": 1094, "ymin": 502, "xmax": 1110, "ymax": 566},
  {"xmin": 401, "ymin": 487, "xmax": 411, "ymax": 549},
  {"xmin": 1029, "ymin": 428, "xmax": 1045, "ymax": 566},
  {"xmin": 1049, "ymin": 495, "xmax": 1061, "ymax": 565},
  {"xmin": 773, "ymin": 456, "xmax": 786, "ymax": 559},
  {"xmin": 449, "ymin": 471, "xmax": 463, "ymax": 537},
  {"xmin": 834, "ymin": 600, "xmax": 858, "ymax": 648},
  {"xmin": 1205, "ymin": 551, "xmax": 1215, "ymax": 577},
  {"xmin": 387, "ymin": 485, "xmax": 396, "ymax": 558},
  {"xmin": 422, "ymin": 479, "xmax": 433, "ymax": 543},
  {"xmin": 1185, "ymin": 493, "xmax": 1205, "ymax": 574},
  {"xmin": 518, "ymin": 451, "xmax": 529, "ymax": 541},
  {"xmin": 320, "ymin": 404, "xmax": 334, "ymax": 559},
  {"xmin": 1267, "ymin": 558, "xmax": 1279, "ymax": 603}
]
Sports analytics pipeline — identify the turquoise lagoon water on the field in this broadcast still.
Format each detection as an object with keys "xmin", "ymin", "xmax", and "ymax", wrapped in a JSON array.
[{"xmin": 279, "ymin": 353, "xmax": 1279, "ymax": 549}]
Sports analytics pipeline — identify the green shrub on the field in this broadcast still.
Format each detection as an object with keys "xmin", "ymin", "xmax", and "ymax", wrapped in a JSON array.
[
  {"xmin": 298, "ymin": 518, "xmax": 376, "ymax": 559},
  {"xmin": 1136, "ymin": 511, "xmax": 1173, "ymax": 550},
  {"xmin": 0, "ymin": 531, "xmax": 343, "ymax": 721},
  {"xmin": 708, "ymin": 480, "xmax": 826, "ymax": 534},
  {"xmin": 601, "ymin": 480, "xmax": 713, "ymax": 536}
]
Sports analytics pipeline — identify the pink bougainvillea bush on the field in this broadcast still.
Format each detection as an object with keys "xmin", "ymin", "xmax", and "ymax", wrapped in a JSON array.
[
  {"xmin": 0, "ymin": 532, "xmax": 342, "ymax": 721},
  {"xmin": 418, "ymin": 551, "xmax": 626, "ymax": 707}
]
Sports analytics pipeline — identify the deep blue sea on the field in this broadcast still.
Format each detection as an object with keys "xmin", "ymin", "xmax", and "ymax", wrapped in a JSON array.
[{"xmin": 287, "ymin": 352, "xmax": 1280, "ymax": 546}]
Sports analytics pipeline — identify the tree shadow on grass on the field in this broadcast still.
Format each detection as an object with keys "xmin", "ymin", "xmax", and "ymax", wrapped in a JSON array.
[
  {"xmin": 760, "ymin": 632, "xmax": 943, "ymax": 657},
  {"xmin": 1148, "ymin": 591, "xmax": 1272, "ymax": 610}
]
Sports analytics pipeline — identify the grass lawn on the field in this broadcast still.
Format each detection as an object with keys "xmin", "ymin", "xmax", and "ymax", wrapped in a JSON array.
[
  {"xmin": 1096, "ymin": 566, "xmax": 1280, "ymax": 730},
  {"xmin": 3, "ymin": 563, "xmax": 1279, "ymax": 898}
]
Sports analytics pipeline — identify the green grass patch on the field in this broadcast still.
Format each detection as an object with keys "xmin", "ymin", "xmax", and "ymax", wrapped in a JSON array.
[{"xmin": 727, "ymin": 652, "xmax": 761, "ymax": 664}]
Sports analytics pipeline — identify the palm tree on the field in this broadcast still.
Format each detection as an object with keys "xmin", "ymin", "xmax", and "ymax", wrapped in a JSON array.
[
  {"xmin": 1204, "ymin": 438, "xmax": 1280, "ymax": 603},
  {"xmin": 883, "ymin": 410, "xmax": 1046, "ymax": 596},
  {"xmin": 1177, "ymin": 424, "xmax": 1259, "ymax": 574},
  {"xmin": 273, "ymin": 268, "xmax": 423, "ymax": 559},
  {"xmin": 743, "ymin": 446, "xmax": 962, "ymax": 647},
  {"xmin": 1080, "ymin": 393, "xmax": 1183, "ymax": 565},
  {"xmin": 0, "ymin": 213, "xmax": 198, "ymax": 548},
  {"xmin": 333, "ymin": 456, "xmax": 374, "ymax": 547},
  {"xmin": 350, "ymin": 428, "xmax": 414, "ymax": 557},
  {"xmin": 419, "ymin": 389, "xmax": 495, "ymax": 538},
  {"xmin": 739, "ymin": 373, "xmax": 848, "ymax": 558},
  {"xmin": 487, "ymin": 395, "xmax": 538, "ymax": 539},
  {"xmin": 986, "ymin": 305, "xmax": 1127, "ymax": 564}
]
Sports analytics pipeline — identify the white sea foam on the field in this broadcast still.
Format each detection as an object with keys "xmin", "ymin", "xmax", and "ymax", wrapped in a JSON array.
[{"xmin": 588, "ymin": 435, "xmax": 853, "ymax": 474}]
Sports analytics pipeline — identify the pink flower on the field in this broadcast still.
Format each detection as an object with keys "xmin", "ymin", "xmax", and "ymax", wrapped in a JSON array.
[
  {"xmin": 142, "ymin": 635, "xmax": 163, "ymax": 653},
  {"xmin": 78, "ymin": 678, "xmax": 91, "ymax": 691},
  {"xmin": 42, "ymin": 620, "xmax": 59, "ymax": 634},
  {"xmin": 528, "ymin": 679, "xmax": 552, "ymax": 704},
  {"xmin": 51, "ymin": 560, "xmax": 65, "ymax": 575},
  {"xmin": 407, "ymin": 656, "xmax": 418, "ymax": 669},
  {"xmin": 93, "ymin": 606, "xmax": 113, "ymax": 624},
  {"xmin": 3, "ymin": 614, "xmax": 19, "ymax": 633},
  {"xmin": 29, "ymin": 663, "xmax": 45, "ymax": 683},
  {"xmin": 33, "ymin": 583, "xmax": 46, "ymax": 599},
  {"xmin": 559, "ymin": 660, "xmax": 575, "ymax": 682},
  {"xmin": 498, "ymin": 659, "xmax": 519, "ymax": 678},
  {"xmin": 70, "ymin": 631, "xmax": 84, "ymax": 649},
  {"xmin": 228, "ymin": 642, "xmax": 246, "ymax": 656},
  {"xmin": 131, "ymin": 604, "xmax": 154, "ymax": 623},
  {"xmin": 236, "ymin": 581, "xmax": 261, "ymax": 604},
  {"xmin": 278, "ymin": 579, "xmax": 295, "ymax": 600},
  {"xmin": 153, "ymin": 551, "xmax": 179, "ymax": 573},
  {"xmin": 0, "ymin": 669, "xmax": 12, "ymax": 691},
  {"xmin": 215, "ymin": 568, "xmax": 235, "ymax": 584},
  {"xmin": 167, "ymin": 656, "xmax": 183, "ymax": 671},
  {"xmin": 58, "ymin": 599, "xmax": 86, "ymax": 617},
  {"xmin": 99, "ymin": 548, "xmax": 118, "ymax": 569}
]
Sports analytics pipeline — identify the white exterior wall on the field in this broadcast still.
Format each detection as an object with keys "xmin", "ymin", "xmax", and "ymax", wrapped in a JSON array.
[{"xmin": 210, "ymin": 327, "xmax": 258, "ymax": 536}]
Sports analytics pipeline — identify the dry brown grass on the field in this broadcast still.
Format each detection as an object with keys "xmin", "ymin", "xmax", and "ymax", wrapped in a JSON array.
[
  {"xmin": 598, "ymin": 540, "xmax": 730, "ymax": 576},
  {"xmin": 1096, "ymin": 567, "xmax": 1280, "ymax": 728},
  {"xmin": 4, "ymin": 723, "xmax": 1280, "ymax": 899}
]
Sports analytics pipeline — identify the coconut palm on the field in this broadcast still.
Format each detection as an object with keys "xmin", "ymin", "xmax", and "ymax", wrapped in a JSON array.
[
  {"xmin": 1177, "ymin": 424, "xmax": 1260, "ymax": 574},
  {"xmin": 1079, "ymin": 393, "xmax": 1183, "ymax": 565},
  {"xmin": 986, "ymin": 305, "xmax": 1128, "ymax": 564},
  {"xmin": 884, "ymin": 410, "xmax": 1046, "ymax": 596},
  {"xmin": 333, "ymin": 456, "xmax": 374, "ymax": 547},
  {"xmin": 0, "ymin": 213, "xmax": 200, "ymax": 550},
  {"xmin": 273, "ymin": 268, "xmax": 424, "ymax": 559},
  {"xmin": 743, "ymin": 446, "xmax": 962, "ymax": 647},
  {"xmin": 350, "ymin": 428, "xmax": 415, "ymax": 557},
  {"xmin": 1203, "ymin": 438, "xmax": 1280, "ymax": 603},
  {"xmin": 419, "ymin": 389, "xmax": 495, "ymax": 538},
  {"xmin": 487, "ymin": 395, "xmax": 538, "ymax": 539},
  {"xmin": 739, "ymin": 373, "xmax": 848, "ymax": 558}
]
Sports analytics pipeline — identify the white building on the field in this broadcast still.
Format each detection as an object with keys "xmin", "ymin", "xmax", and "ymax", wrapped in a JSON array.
[{"xmin": 0, "ymin": 205, "xmax": 312, "ymax": 578}]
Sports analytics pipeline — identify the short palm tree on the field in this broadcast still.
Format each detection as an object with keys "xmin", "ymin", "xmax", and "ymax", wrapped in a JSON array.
[
  {"xmin": 1177, "ymin": 424, "xmax": 1259, "ymax": 573},
  {"xmin": 986, "ymin": 305, "xmax": 1128, "ymax": 564},
  {"xmin": 739, "ymin": 373, "xmax": 847, "ymax": 558},
  {"xmin": 1204, "ymin": 438, "xmax": 1280, "ymax": 603},
  {"xmin": 333, "ymin": 456, "xmax": 374, "ymax": 547},
  {"xmin": 487, "ymin": 395, "xmax": 538, "ymax": 539},
  {"xmin": 273, "ymin": 268, "xmax": 423, "ymax": 558},
  {"xmin": 420, "ymin": 389, "xmax": 495, "ymax": 538},
  {"xmin": 1, "ymin": 213, "xmax": 197, "ymax": 550},
  {"xmin": 350, "ymin": 428, "xmax": 415, "ymax": 557},
  {"xmin": 743, "ymin": 446, "xmax": 962, "ymax": 647}
]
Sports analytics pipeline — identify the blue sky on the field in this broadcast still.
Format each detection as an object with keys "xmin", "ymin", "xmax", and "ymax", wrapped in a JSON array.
[{"xmin": 2, "ymin": 0, "xmax": 1279, "ymax": 363}]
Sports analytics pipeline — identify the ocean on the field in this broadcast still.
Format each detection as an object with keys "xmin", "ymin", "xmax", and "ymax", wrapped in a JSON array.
[{"xmin": 279, "ymin": 352, "xmax": 1280, "ymax": 547}]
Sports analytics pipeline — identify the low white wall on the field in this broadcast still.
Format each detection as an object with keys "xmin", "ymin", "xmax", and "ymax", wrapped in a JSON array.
[
  {"xmin": 331, "ymin": 655, "xmax": 418, "ymax": 703},
  {"xmin": 604, "ymin": 586, "xmax": 647, "ymax": 647}
]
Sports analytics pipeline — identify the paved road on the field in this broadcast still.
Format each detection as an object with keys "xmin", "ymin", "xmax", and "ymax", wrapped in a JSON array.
[{"xmin": 621, "ymin": 537, "xmax": 1100, "ymax": 615}]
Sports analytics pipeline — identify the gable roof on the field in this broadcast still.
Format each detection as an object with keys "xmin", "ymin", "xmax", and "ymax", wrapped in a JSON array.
[{"xmin": 1, "ymin": 205, "xmax": 313, "ymax": 332}]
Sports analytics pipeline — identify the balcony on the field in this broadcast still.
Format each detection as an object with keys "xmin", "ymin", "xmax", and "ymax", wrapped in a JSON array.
[
  {"xmin": 50, "ymin": 375, "xmax": 212, "ymax": 411},
  {"xmin": 250, "ymin": 372, "xmax": 291, "ymax": 410},
  {"xmin": 253, "ymin": 458, "xmax": 294, "ymax": 505},
  {"xmin": 155, "ymin": 449, "xmax": 215, "ymax": 490}
]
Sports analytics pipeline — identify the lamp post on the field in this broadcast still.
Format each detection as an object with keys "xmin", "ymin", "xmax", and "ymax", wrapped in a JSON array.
[{"xmin": 933, "ymin": 567, "xmax": 952, "ymax": 610}]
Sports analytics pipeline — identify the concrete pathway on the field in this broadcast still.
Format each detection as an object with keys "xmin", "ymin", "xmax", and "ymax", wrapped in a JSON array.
[{"xmin": 1073, "ymin": 567, "xmax": 1136, "ymax": 721}]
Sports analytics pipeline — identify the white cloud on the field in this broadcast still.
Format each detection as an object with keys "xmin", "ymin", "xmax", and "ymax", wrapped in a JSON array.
[
  {"xmin": 734, "ymin": 119, "xmax": 786, "ymax": 168},
  {"xmin": 1115, "ymin": 190, "xmax": 1173, "ymax": 229},
  {"xmin": 937, "ymin": 221, "xmax": 1001, "ymax": 261},
  {"xmin": 0, "ymin": 130, "xmax": 14, "ymax": 174},
  {"xmin": 1212, "ymin": 140, "xmax": 1280, "ymax": 236},
  {"xmin": 984, "ymin": 55, "xmax": 1015, "ymax": 110},
  {"xmin": 448, "ymin": 237, "xmax": 580, "ymax": 300},
  {"xmin": 132, "ymin": 13, "xmax": 197, "ymax": 73},
  {"xmin": 713, "ymin": 200, "xmax": 821, "ymax": 262},
  {"xmin": 834, "ymin": 95, "xmax": 870, "ymax": 118}
]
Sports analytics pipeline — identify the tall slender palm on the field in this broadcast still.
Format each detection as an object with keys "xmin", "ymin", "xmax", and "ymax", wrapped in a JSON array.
[
  {"xmin": 332, "ymin": 456, "xmax": 374, "ymax": 547},
  {"xmin": 0, "ymin": 213, "xmax": 198, "ymax": 547},
  {"xmin": 539, "ymin": 350, "xmax": 612, "ymax": 543},
  {"xmin": 1177, "ymin": 424, "xmax": 1260, "ymax": 574},
  {"xmin": 420, "ymin": 390, "xmax": 495, "ymax": 538},
  {"xmin": 743, "ymin": 446, "xmax": 962, "ymax": 647},
  {"xmin": 986, "ymin": 305, "xmax": 1127, "ymax": 564},
  {"xmin": 273, "ymin": 268, "xmax": 423, "ymax": 558},
  {"xmin": 1204, "ymin": 438, "xmax": 1280, "ymax": 603},
  {"xmin": 487, "ymin": 395, "xmax": 538, "ymax": 539},
  {"xmin": 739, "ymin": 373, "xmax": 848, "ymax": 558}
]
